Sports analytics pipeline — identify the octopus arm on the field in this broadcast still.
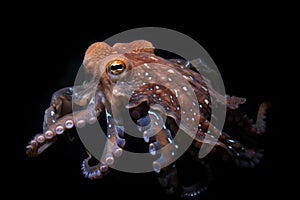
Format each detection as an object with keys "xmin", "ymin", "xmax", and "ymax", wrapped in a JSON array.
[
  {"xmin": 26, "ymin": 80, "xmax": 107, "ymax": 157},
  {"xmin": 251, "ymin": 101, "xmax": 271, "ymax": 134},
  {"xmin": 81, "ymin": 152, "xmax": 109, "ymax": 179},
  {"xmin": 217, "ymin": 101, "xmax": 270, "ymax": 168},
  {"xmin": 43, "ymin": 87, "xmax": 74, "ymax": 129},
  {"xmin": 72, "ymin": 81, "xmax": 100, "ymax": 107}
]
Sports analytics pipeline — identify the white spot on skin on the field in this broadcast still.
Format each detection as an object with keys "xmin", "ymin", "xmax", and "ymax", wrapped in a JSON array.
[
  {"xmin": 204, "ymin": 99, "xmax": 209, "ymax": 104},
  {"xmin": 168, "ymin": 77, "xmax": 172, "ymax": 81},
  {"xmin": 228, "ymin": 139, "xmax": 235, "ymax": 143},
  {"xmin": 150, "ymin": 56, "xmax": 158, "ymax": 61},
  {"xmin": 182, "ymin": 86, "xmax": 188, "ymax": 91},
  {"xmin": 174, "ymin": 89, "xmax": 179, "ymax": 97},
  {"xmin": 145, "ymin": 72, "xmax": 149, "ymax": 76},
  {"xmin": 202, "ymin": 86, "xmax": 208, "ymax": 91},
  {"xmin": 144, "ymin": 63, "xmax": 150, "ymax": 68},
  {"xmin": 167, "ymin": 69, "xmax": 174, "ymax": 74},
  {"xmin": 155, "ymin": 85, "xmax": 160, "ymax": 90},
  {"xmin": 185, "ymin": 61, "xmax": 190, "ymax": 67},
  {"xmin": 183, "ymin": 75, "xmax": 189, "ymax": 80}
]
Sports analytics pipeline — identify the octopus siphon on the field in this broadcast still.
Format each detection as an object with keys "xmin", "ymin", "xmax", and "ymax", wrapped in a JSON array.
[{"xmin": 26, "ymin": 40, "xmax": 270, "ymax": 198}]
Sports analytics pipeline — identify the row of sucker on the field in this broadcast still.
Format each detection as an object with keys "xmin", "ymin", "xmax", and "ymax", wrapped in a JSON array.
[
  {"xmin": 219, "ymin": 132, "xmax": 263, "ymax": 168},
  {"xmin": 136, "ymin": 108, "xmax": 179, "ymax": 173},
  {"xmin": 100, "ymin": 109, "xmax": 125, "ymax": 167},
  {"xmin": 181, "ymin": 184, "xmax": 207, "ymax": 198},
  {"xmin": 26, "ymin": 108, "xmax": 100, "ymax": 157},
  {"xmin": 81, "ymin": 152, "xmax": 108, "ymax": 179}
]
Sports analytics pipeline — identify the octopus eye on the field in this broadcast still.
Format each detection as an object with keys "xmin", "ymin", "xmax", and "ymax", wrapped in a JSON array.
[{"xmin": 107, "ymin": 60, "xmax": 126, "ymax": 75}]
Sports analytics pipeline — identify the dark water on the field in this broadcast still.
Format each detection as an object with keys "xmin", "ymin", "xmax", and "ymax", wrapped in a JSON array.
[{"xmin": 12, "ymin": 23, "xmax": 276, "ymax": 200}]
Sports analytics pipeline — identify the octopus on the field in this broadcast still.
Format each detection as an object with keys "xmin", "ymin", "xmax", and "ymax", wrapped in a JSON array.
[{"xmin": 26, "ymin": 40, "xmax": 270, "ymax": 198}]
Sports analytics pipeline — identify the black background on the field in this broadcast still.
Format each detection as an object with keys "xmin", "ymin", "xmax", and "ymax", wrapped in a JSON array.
[{"xmin": 9, "ymin": 7, "xmax": 278, "ymax": 199}]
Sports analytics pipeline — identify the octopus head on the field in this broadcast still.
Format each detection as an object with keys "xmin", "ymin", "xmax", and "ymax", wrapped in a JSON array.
[{"xmin": 82, "ymin": 40, "xmax": 155, "ymax": 98}]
